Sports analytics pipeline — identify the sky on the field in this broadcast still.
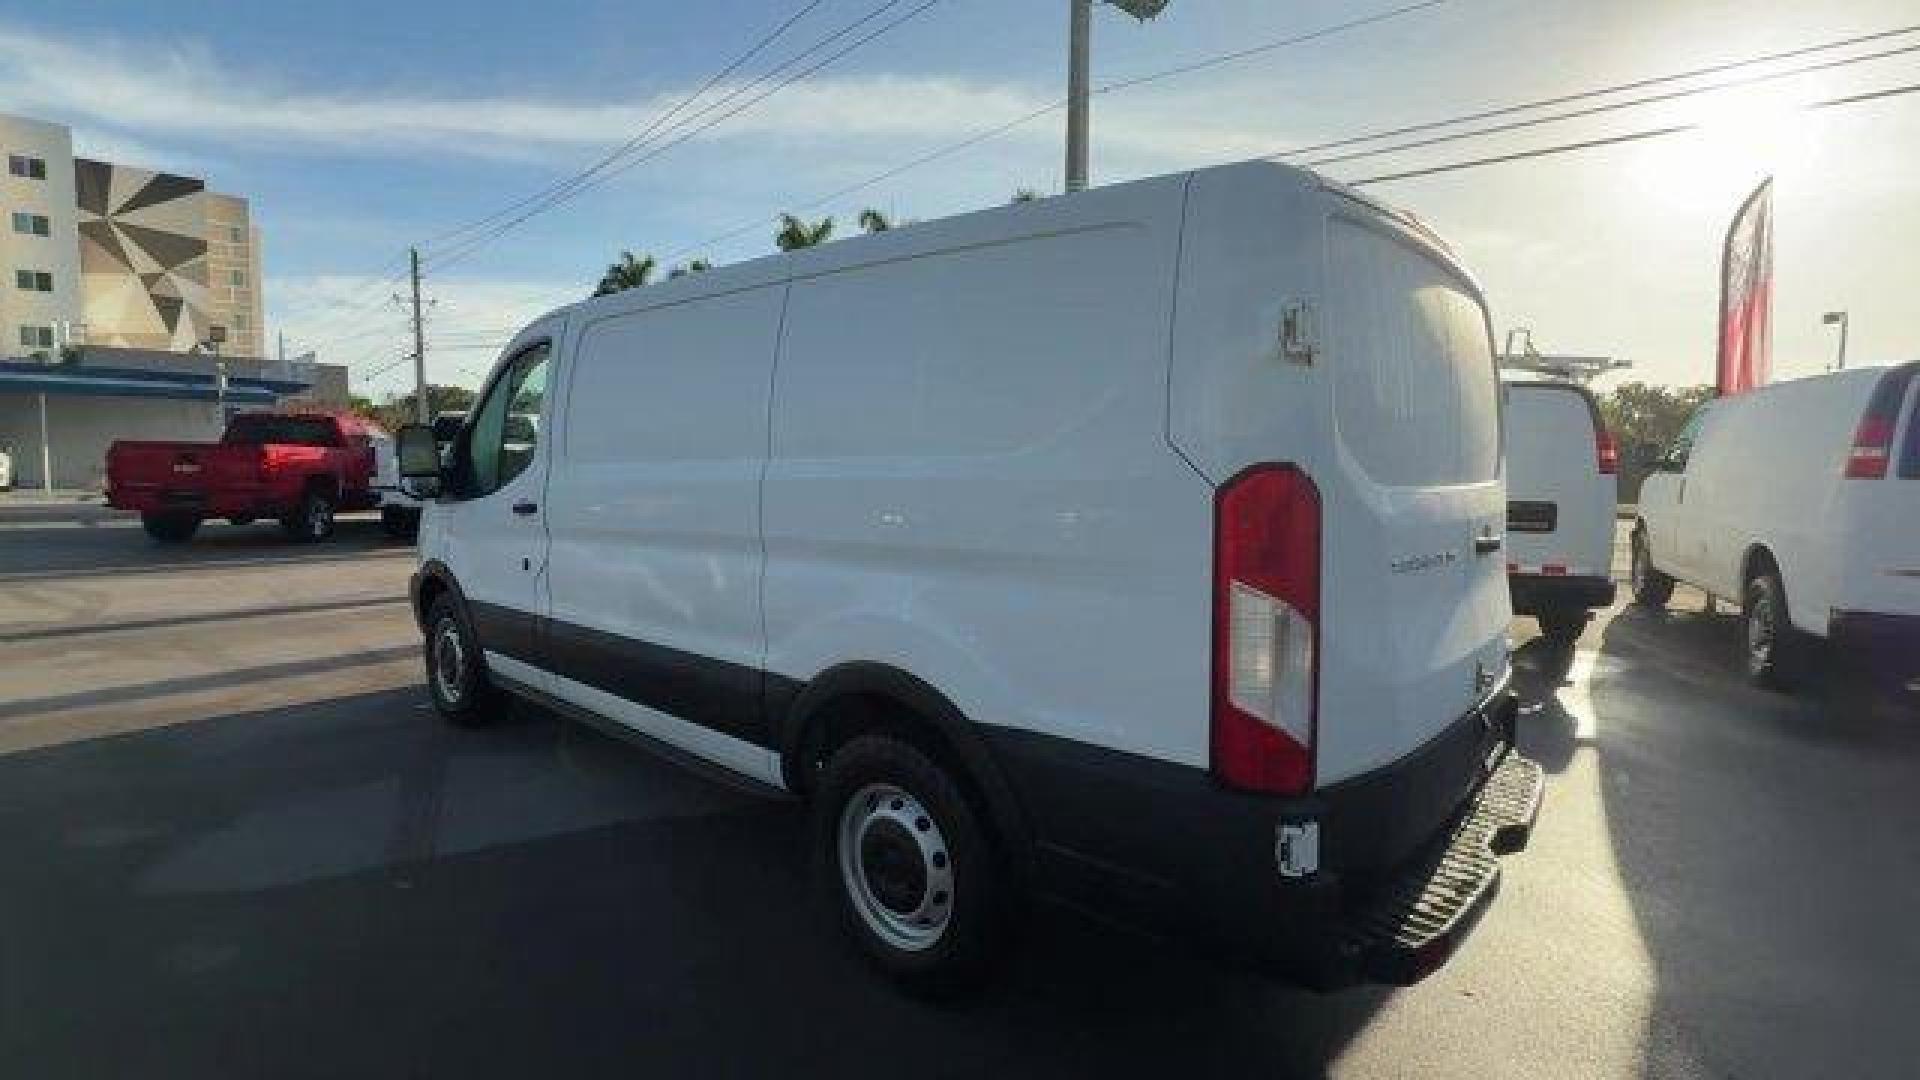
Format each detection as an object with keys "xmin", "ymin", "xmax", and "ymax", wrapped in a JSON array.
[{"xmin": 3, "ymin": 0, "xmax": 1916, "ymax": 397}]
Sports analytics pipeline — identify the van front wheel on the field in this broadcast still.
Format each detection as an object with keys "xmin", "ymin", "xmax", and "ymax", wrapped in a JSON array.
[
  {"xmin": 424, "ymin": 594, "xmax": 501, "ymax": 724},
  {"xmin": 816, "ymin": 735, "xmax": 1008, "ymax": 995},
  {"xmin": 1744, "ymin": 569, "xmax": 1808, "ymax": 692}
]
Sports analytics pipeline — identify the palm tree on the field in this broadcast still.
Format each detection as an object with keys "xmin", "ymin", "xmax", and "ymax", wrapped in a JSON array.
[
  {"xmin": 667, "ymin": 258, "xmax": 713, "ymax": 280},
  {"xmin": 775, "ymin": 213, "xmax": 834, "ymax": 251},
  {"xmin": 592, "ymin": 250, "xmax": 655, "ymax": 297},
  {"xmin": 858, "ymin": 208, "xmax": 892, "ymax": 234}
]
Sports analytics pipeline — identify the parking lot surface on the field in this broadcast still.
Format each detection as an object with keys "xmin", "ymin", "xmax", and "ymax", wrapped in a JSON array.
[{"xmin": 2, "ymin": 507, "xmax": 1915, "ymax": 1078}]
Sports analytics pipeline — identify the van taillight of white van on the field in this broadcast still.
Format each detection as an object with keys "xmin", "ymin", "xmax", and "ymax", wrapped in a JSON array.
[
  {"xmin": 1596, "ymin": 426, "xmax": 1620, "ymax": 475},
  {"xmin": 1846, "ymin": 367, "xmax": 1919, "ymax": 479},
  {"xmin": 1212, "ymin": 464, "xmax": 1319, "ymax": 796}
]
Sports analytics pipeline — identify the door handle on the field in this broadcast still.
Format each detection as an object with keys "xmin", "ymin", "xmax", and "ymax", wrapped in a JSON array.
[
  {"xmin": 1474, "ymin": 534, "xmax": 1503, "ymax": 555},
  {"xmin": 512, "ymin": 500, "xmax": 539, "ymax": 516}
]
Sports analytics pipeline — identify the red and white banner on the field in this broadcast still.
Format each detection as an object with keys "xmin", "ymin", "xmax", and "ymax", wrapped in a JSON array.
[{"xmin": 1716, "ymin": 177, "xmax": 1774, "ymax": 397}]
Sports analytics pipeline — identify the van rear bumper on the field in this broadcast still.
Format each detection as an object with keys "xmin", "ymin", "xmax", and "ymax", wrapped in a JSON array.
[
  {"xmin": 1508, "ymin": 572, "xmax": 1616, "ymax": 615},
  {"xmin": 1828, "ymin": 610, "xmax": 1920, "ymax": 681},
  {"xmin": 993, "ymin": 683, "xmax": 1537, "ymax": 989}
]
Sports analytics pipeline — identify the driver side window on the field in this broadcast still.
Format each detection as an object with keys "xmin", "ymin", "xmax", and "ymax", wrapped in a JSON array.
[{"xmin": 460, "ymin": 343, "xmax": 550, "ymax": 498}]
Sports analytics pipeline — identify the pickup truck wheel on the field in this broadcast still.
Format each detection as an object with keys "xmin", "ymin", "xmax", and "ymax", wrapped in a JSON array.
[
  {"xmin": 1744, "ymin": 569, "xmax": 1808, "ymax": 692},
  {"xmin": 816, "ymin": 735, "xmax": 1008, "ymax": 996},
  {"xmin": 1629, "ymin": 528, "xmax": 1673, "ymax": 608},
  {"xmin": 282, "ymin": 489, "xmax": 336, "ymax": 543},
  {"xmin": 140, "ymin": 512, "xmax": 200, "ymax": 544},
  {"xmin": 424, "ymin": 595, "xmax": 501, "ymax": 725}
]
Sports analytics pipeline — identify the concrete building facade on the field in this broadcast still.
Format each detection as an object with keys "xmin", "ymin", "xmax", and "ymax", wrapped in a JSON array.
[{"xmin": 1, "ymin": 111, "xmax": 266, "ymax": 363}]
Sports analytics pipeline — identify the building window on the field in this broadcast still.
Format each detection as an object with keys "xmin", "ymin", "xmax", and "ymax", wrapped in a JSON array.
[
  {"xmin": 230, "ymin": 268, "xmax": 247, "ymax": 287},
  {"xmin": 234, "ymin": 313, "xmax": 250, "ymax": 331},
  {"xmin": 10, "ymin": 212, "xmax": 49, "ymax": 236},
  {"xmin": 7, "ymin": 154, "xmax": 47, "ymax": 180},
  {"xmin": 14, "ymin": 269, "xmax": 53, "ymax": 292},
  {"xmin": 228, "ymin": 225, "xmax": 245, "ymax": 244},
  {"xmin": 18, "ymin": 325, "xmax": 54, "ymax": 350}
]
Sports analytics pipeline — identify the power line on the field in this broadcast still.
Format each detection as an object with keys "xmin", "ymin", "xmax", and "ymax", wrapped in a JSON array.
[
  {"xmin": 426, "ymin": 0, "xmax": 943, "ymax": 275},
  {"xmin": 417, "ymin": 0, "xmax": 829, "ymax": 256},
  {"xmin": 1349, "ymin": 78, "xmax": 1920, "ymax": 186},
  {"xmin": 662, "ymin": 0, "xmax": 1455, "ymax": 261},
  {"xmin": 1273, "ymin": 21, "xmax": 1920, "ymax": 163},
  {"xmin": 1305, "ymin": 38, "xmax": 1920, "ymax": 168}
]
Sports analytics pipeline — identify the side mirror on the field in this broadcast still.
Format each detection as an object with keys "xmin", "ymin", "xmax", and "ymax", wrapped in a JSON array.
[{"xmin": 397, "ymin": 424, "xmax": 442, "ymax": 479}]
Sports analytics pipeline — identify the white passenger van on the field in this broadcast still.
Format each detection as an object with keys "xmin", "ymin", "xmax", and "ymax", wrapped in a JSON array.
[
  {"xmin": 1503, "ymin": 381, "xmax": 1619, "ymax": 643},
  {"xmin": 1634, "ymin": 364, "xmax": 1920, "ymax": 690},
  {"xmin": 396, "ymin": 161, "xmax": 1542, "ymax": 992}
]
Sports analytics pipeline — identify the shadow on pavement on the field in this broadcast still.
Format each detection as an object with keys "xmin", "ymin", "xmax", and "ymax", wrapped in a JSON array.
[
  {"xmin": 0, "ymin": 515, "xmax": 410, "ymax": 582},
  {"xmin": 1586, "ymin": 601, "xmax": 1920, "ymax": 1078},
  {"xmin": 0, "ymin": 688, "xmax": 1388, "ymax": 1078}
]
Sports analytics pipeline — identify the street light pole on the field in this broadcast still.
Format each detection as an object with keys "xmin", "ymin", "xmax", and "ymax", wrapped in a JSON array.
[
  {"xmin": 1822, "ymin": 310, "xmax": 1849, "ymax": 371},
  {"xmin": 1065, "ymin": 0, "xmax": 1092, "ymax": 192},
  {"xmin": 1064, "ymin": 0, "xmax": 1168, "ymax": 193}
]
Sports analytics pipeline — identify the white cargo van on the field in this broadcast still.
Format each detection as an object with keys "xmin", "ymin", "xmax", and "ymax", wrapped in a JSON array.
[
  {"xmin": 1634, "ymin": 364, "xmax": 1920, "ymax": 690},
  {"xmin": 1503, "ymin": 381, "xmax": 1619, "ymax": 643},
  {"xmin": 396, "ymin": 161, "xmax": 1542, "ymax": 992}
]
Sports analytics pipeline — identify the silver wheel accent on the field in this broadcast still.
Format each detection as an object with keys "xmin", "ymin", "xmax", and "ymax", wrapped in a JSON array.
[
  {"xmin": 432, "ymin": 617, "xmax": 467, "ymax": 704},
  {"xmin": 1747, "ymin": 584, "xmax": 1775, "ymax": 672},
  {"xmin": 837, "ymin": 782, "xmax": 954, "ymax": 952},
  {"xmin": 309, "ymin": 498, "xmax": 333, "ymax": 538},
  {"xmin": 1630, "ymin": 538, "xmax": 1647, "ymax": 594}
]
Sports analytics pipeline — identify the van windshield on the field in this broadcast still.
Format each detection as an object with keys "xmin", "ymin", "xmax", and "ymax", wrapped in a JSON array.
[{"xmin": 1328, "ymin": 218, "xmax": 1500, "ymax": 487}]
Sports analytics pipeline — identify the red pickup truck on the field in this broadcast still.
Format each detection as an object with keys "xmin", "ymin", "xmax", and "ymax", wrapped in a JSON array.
[{"xmin": 106, "ymin": 411, "xmax": 382, "ymax": 544}]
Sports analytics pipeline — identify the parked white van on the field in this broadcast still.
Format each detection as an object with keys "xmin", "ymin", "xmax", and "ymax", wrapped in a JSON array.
[
  {"xmin": 1503, "ymin": 381, "xmax": 1619, "ymax": 643},
  {"xmin": 1633, "ymin": 364, "xmax": 1920, "ymax": 690},
  {"xmin": 395, "ymin": 161, "xmax": 1542, "ymax": 992}
]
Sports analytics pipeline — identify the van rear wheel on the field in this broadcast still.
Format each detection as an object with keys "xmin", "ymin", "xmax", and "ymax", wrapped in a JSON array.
[
  {"xmin": 815, "ymin": 735, "xmax": 1008, "ymax": 995},
  {"xmin": 1744, "ymin": 569, "xmax": 1808, "ymax": 692},
  {"xmin": 1629, "ymin": 528, "xmax": 1673, "ymax": 608}
]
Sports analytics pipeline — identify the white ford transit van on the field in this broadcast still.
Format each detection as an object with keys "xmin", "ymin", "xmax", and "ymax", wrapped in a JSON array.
[
  {"xmin": 1503, "ymin": 381, "xmax": 1620, "ymax": 643},
  {"xmin": 399, "ymin": 161, "xmax": 1542, "ymax": 992},
  {"xmin": 1634, "ymin": 364, "xmax": 1920, "ymax": 690}
]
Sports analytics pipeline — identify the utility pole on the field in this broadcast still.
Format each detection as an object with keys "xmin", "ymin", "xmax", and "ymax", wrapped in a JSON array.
[
  {"xmin": 1063, "ymin": 1, "xmax": 1169, "ymax": 194},
  {"xmin": 1065, "ymin": 0, "xmax": 1091, "ymax": 192},
  {"xmin": 1822, "ymin": 310, "xmax": 1849, "ymax": 371},
  {"xmin": 409, "ymin": 246, "xmax": 429, "ymax": 424},
  {"xmin": 277, "ymin": 330, "xmax": 287, "ymax": 375}
]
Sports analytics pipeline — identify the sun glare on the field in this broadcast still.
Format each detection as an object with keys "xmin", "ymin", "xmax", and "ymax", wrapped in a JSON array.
[{"xmin": 1624, "ymin": 82, "xmax": 1824, "ymax": 210}]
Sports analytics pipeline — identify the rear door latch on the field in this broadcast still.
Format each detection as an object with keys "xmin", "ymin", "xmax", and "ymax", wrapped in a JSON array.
[
  {"xmin": 1277, "ymin": 819, "xmax": 1320, "ymax": 879},
  {"xmin": 1279, "ymin": 301, "xmax": 1317, "ymax": 365}
]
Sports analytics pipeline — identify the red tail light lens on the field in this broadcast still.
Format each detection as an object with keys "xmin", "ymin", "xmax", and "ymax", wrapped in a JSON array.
[
  {"xmin": 1595, "ymin": 426, "xmax": 1619, "ymax": 475},
  {"xmin": 1847, "ymin": 367, "xmax": 1917, "ymax": 479},
  {"xmin": 1212, "ymin": 464, "xmax": 1320, "ymax": 796}
]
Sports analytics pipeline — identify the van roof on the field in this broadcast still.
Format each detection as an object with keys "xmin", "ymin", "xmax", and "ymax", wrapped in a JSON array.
[{"xmin": 532, "ymin": 159, "xmax": 1434, "ymax": 330}]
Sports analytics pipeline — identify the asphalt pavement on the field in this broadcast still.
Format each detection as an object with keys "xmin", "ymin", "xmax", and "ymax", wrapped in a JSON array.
[{"xmin": 0, "ymin": 509, "xmax": 1914, "ymax": 1078}]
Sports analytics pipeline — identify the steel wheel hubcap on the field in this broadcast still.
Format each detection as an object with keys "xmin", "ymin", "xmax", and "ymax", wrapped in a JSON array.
[
  {"xmin": 433, "ymin": 619, "xmax": 466, "ymax": 702},
  {"xmin": 838, "ymin": 783, "xmax": 953, "ymax": 951}
]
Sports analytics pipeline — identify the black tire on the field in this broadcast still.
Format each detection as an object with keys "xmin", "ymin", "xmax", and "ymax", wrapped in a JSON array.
[
  {"xmin": 281, "ymin": 487, "xmax": 337, "ymax": 543},
  {"xmin": 381, "ymin": 505, "xmax": 419, "ymax": 541},
  {"xmin": 1538, "ymin": 607, "xmax": 1588, "ymax": 646},
  {"xmin": 1629, "ymin": 528, "xmax": 1673, "ymax": 608},
  {"xmin": 1744, "ymin": 567, "xmax": 1808, "ymax": 692},
  {"xmin": 140, "ymin": 512, "xmax": 200, "ymax": 544},
  {"xmin": 815, "ymin": 734, "xmax": 1009, "ymax": 995},
  {"xmin": 423, "ymin": 593, "xmax": 501, "ymax": 725}
]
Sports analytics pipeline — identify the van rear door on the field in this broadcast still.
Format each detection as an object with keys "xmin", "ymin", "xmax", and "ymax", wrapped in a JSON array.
[
  {"xmin": 1316, "ymin": 214, "xmax": 1511, "ymax": 785},
  {"xmin": 1505, "ymin": 382, "xmax": 1613, "ymax": 579}
]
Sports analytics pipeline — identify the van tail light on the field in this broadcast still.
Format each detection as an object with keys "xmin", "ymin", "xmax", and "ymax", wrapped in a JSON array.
[
  {"xmin": 1595, "ymin": 426, "xmax": 1619, "ymax": 475},
  {"xmin": 1846, "ymin": 367, "xmax": 1918, "ymax": 479},
  {"xmin": 1212, "ymin": 464, "xmax": 1319, "ymax": 796}
]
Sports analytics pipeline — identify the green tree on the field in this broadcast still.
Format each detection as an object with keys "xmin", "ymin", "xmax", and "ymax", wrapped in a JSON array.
[
  {"xmin": 1598, "ymin": 381, "xmax": 1715, "ymax": 462},
  {"xmin": 592, "ymin": 250, "xmax": 656, "ymax": 297},
  {"xmin": 667, "ymin": 258, "xmax": 713, "ymax": 279},
  {"xmin": 372, "ymin": 384, "xmax": 478, "ymax": 433},
  {"xmin": 1009, "ymin": 188, "xmax": 1041, "ymax": 203},
  {"xmin": 775, "ymin": 213, "xmax": 834, "ymax": 251},
  {"xmin": 858, "ymin": 208, "xmax": 892, "ymax": 234}
]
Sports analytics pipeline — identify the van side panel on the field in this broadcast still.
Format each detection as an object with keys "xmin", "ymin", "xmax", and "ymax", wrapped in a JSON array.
[
  {"xmin": 763, "ymin": 179, "xmax": 1213, "ymax": 768},
  {"xmin": 543, "ymin": 286, "xmax": 787, "ymax": 769}
]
